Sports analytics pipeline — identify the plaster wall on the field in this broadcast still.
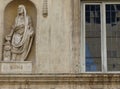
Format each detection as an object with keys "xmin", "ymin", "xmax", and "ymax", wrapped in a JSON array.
[
  {"xmin": 0, "ymin": 0, "xmax": 119, "ymax": 89},
  {"xmin": 0, "ymin": 0, "xmax": 73, "ymax": 73}
]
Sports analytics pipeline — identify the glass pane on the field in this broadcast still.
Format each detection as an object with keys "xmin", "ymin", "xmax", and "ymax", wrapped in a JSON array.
[
  {"xmin": 85, "ymin": 5, "xmax": 101, "ymax": 72},
  {"xmin": 106, "ymin": 4, "xmax": 120, "ymax": 71}
]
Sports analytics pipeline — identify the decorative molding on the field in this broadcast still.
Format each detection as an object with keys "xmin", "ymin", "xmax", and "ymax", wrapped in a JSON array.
[
  {"xmin": 0, "ymin": 74, "xmax": 119, "ymax": 84},
  {"xmin": 42, "ymin": 0, "xmax": 48, "ymax": 17},
  {"xmin": 81, "ymin": 0, "xmax": 120, "ymax": 2}
]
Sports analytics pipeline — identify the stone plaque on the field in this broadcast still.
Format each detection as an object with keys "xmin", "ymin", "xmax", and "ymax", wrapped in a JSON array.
[{"xmin": 0, "ymin": 61, "xmax": 32, "ymax": 73}]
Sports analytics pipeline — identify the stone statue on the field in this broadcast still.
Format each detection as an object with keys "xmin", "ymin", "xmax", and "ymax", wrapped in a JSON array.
[{"xmin": 3, "ymin": 5, "xmax": 34, "ymax": 61}]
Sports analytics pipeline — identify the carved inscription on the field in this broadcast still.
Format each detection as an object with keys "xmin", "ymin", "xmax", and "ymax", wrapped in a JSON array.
[
  {"xmin": 10, "ymin": 64, "xmax": 23, "ymax": 70},
  {"xmin": 1, "ymin": 62, "xmax": 32, "ymax": 73}
]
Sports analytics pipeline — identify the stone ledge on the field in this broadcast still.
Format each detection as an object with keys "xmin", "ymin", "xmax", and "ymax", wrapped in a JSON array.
[{"xmin": 0, "ymin": 73, "xmax": 119, "ymax": 84}]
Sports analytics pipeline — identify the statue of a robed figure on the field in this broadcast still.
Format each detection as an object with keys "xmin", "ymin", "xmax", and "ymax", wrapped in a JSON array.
[{"xmin": 3, "ymin": 5, "xmax": 34, "ymax": 61}]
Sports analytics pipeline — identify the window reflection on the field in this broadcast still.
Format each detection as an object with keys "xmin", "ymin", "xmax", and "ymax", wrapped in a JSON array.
[
  {"xmin": 106, "ymin": 4, "xmax": 120, "ymax": 71},
  {"xmin": 86, "ymin": 5, "xmax": 100, "ymax": 24},
  {"xmin": 84, "ymin": 4, "xmax": 120, "ymax": 72},
  {"xmin": 106, "ymin": 4, "xmax": 120, "ymax": 24},
  {"xmin": 85, "ymin": 5, "xmax": 101, "ymax": 71}
]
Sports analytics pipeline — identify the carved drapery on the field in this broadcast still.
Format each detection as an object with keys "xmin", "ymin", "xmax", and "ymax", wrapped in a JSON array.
[
  {"xmin": 3, "ymin": 0, "xmax": 37, "ymax": 61},
  {"xmin": 3, "ymin": 4, "xmax": 34, "ymax": 61}
]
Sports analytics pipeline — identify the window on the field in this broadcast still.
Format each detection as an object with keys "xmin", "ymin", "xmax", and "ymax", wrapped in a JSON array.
[{"xmin": 81, "ymin": 3, "xmax": 120, "ymax": 72}]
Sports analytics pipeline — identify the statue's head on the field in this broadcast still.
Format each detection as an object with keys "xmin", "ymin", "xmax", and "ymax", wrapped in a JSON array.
[{"xmin": 18, "ymin": 5, "xmax": 26, "ymax": 16}]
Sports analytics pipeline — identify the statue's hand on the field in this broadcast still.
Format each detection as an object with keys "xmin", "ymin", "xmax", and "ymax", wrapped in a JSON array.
[
  {"xmin": 5, "ymin": 35, "xmax": 11, "ymax": 41},
  {"xmin": 14, "ymin": 26, "xmax": 19, "ymax": 30},
  {"xmin": 14, "ymin": 25, "xmax": 24, "ymax": 30},
  {"xmin": 20, "ymin": 24, "xmax": 24, "ymax": 28}
]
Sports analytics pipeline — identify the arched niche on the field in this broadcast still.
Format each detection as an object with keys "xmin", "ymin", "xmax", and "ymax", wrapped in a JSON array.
[{"xmin": 4, "ymin": 0, "xmax": 37, "ymax": 61}]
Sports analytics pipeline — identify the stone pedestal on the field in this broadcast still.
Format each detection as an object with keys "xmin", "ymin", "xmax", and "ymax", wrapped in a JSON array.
[{"xmin": 0, "ymin": 61, "xmax": 32, "ymax": 74}]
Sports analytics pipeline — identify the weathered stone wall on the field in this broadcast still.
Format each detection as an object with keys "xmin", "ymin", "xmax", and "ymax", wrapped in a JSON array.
[
  {"xmin": 0, "ymin": 74, "xmax": 119, "ymax": 89},
  {"xmin": 1, "ymin": 84, "xmax": 120, "ymax": 89},
  {"xmin": 0, "ymin": 0, "xmax": 76, "ymax": 73},
  {"xmin": 37, "ymin": 0, "xmax": 73, "ymax": 73},
  {"xmin": 0, "ymin": 0, "xmax": 119, "ymax": 89}
]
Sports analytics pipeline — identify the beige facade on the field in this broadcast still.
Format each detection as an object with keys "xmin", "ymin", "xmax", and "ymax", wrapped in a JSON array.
[{"xmin": 0, "ymin": 0, "xmax": 119, "ymax": 89}]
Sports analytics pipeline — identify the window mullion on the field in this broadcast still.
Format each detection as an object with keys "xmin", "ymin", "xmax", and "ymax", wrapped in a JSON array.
[
  {"xmin": 80, "ymin": 3, "xmax": 85, "ymax": 73},
  {"xmin": 101, "ymin": 3, "xmax": 107, "ymax": 72}
]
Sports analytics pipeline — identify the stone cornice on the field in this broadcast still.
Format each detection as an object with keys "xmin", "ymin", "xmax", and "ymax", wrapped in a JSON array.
[{"xmin": 0, "ymin": 73, "xmax": 119, "ymax": 84}]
